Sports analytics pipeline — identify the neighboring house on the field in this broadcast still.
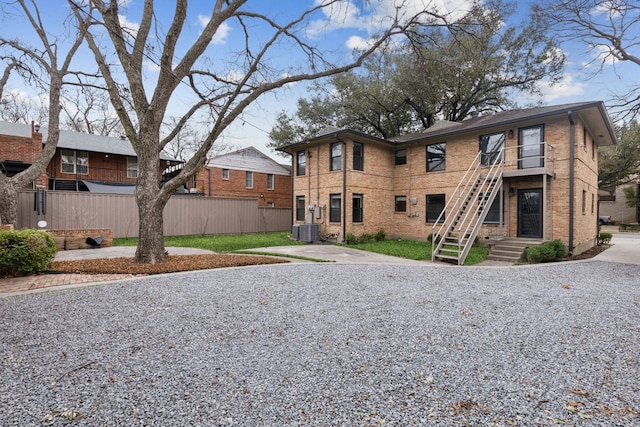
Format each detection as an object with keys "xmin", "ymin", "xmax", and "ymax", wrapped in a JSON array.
[
  {"xmin": 278, "ymin": 101, "xmax": 617, "ymax": 262},
  {"xmin": 600, "ymin": 177, "xmax": 640, "ymax": 224},
  {"xmin": 193, "ymin": 146, "xmax": 291, "ymax": 208},
  {"xmin": 0, "ymin": 121, "xmax": 182, "ymax": 193}
]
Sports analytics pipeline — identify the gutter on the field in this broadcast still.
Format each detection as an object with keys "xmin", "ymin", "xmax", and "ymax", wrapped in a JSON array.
[{"xmin": 568, "ymin": 111, "xmax": 575, "ymax": 255}]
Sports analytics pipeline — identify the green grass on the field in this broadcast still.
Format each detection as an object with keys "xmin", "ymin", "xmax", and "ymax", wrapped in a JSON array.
[
  {"xmin": 114, "ymin": 232, "xmax": 488, "ymax": 265},
  {"xmin": 343, "ymin": 239, "xmax": 488, "ymax": 266},
  {"xmin": 114, "ymin": 231, "xmax": 305, "ymax": 253}
]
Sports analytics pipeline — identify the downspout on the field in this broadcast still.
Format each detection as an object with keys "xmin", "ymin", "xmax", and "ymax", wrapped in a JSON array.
[
  {"xmin": 337, "ymin": 137, "xmax": 347, "ymax": 241},
  {"xmin": 568, "ymin": 111, "xmax": 575, "ymax": 255},
  {"xmin": 207, "ymin": 167, "xmax": 212, "ymax": 197}
]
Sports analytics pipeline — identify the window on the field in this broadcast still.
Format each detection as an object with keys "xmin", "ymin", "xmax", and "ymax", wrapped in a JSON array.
[
  {"xmin": 60, "ymin": 149, "xmax": 88, "ymax": 175},
  {"xmin": 582, "ymin": 190, "xmax": 586, "ymax": 215},
  {"xmin": 296, "ymin": 196, "xmax": 305, "ymax": 221},
  {"xmin": 479, "ymin": 132, "xmax": 505, "ymax": 166},
  {"xmin": 222, "ymin": 169, "xmax": 229, "ymax": 180},
  {"xmin": 296, "ymin": 151, "xmax": 306, "ymax": 176},
  {"xmin": 519, "ymin": 125, "xmax": 544, "ymax": 169},
  {"xmin": 426, "ymin": 194, "xmax": 446, "ymax": 223},
  {"xmin": 353, "ymin": 143, "xmax": 364, "ymax": 171},
  {"xmin": 427, "ymin": 143, "xmax": 446, "ymax": 172},
  {"xmin": 246, "ymin": 171, "xmax": 253, "ymax": 188},
  {"xmin": 267, "ymin": 174, "xmax": 274, "ymax": 190},
  {"xmin": 591, "ymin": 193, "xmax": 595, "ymax": 214},
  {"xmin": 267, "ymin": 202, "xmax": 274, "ymax": 208},
  {"xmin": 395, "ymin": 196, "xmax": 407, "ymax": 212},
  {"xmin": 330, "ymin": 194, "xmax": 341, "ymax": 222},
  {"xmin": 127, "ymin": 157, "xmax": 138, "ymax": 178},
  {"xmin": 483, "ymin": 192, "xmax": 504, "ymax": 224},
  {"xmin": 353, "ymin": 194, "xmax": 363, "ymax": 223},
  {"xmin": 395, "ymin": 149, "xmax": 407, "ymax": 165},
  {"xmin": 330, "ymin": 142, "xmax": 342, "ymax": 171}
]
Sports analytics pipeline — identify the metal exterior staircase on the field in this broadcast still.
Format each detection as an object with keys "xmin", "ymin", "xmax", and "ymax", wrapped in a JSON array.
[{"xmin": 432, "ymin": 149, "xmax": 504, "ymax": 265}]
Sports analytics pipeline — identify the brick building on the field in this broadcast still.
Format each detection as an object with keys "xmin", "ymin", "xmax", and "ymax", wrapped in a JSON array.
[
  {"xmin": 193, "ymin": 146, "xmax": 291, "ymax": 208},
  {"xmin": 0, "ymin": 121, "xmax": 181, "ymax": 193},
  {"xmin": 278, "ymin": 102, "xmax": 617, "ymax": 261}
]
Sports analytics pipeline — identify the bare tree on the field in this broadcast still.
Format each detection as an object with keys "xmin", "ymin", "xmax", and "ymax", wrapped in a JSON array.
[
  {"xmin": 61, "ymin": 85, "xmax": 124, "ymax": 136},
  {"xmin": 0, "ymin": 1, "xmax": 88, "ymax": 226},
  {"xmin": 533, "ymin": 0, "xmax": 640, "ymax": 119},
  {"xmin": 66, "ymin": 0, "xmax": 444, "ymax": 263},
  {"xmin": 161, "ymin": 116, "xmax": 237, "ymax": 162}
]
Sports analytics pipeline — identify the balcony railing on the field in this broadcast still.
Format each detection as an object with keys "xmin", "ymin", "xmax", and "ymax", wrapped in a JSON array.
[{"xmin": 495, "ymin": 142, "xmax": 556, "ymax": 176}]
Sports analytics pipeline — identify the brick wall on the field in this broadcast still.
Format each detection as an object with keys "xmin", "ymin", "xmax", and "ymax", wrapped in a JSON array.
[
  {"xmin": 0, "ymin": 126, "xmax": 47, "ymax": 188},
  {"xmin": 196, "ymin": 166, "xmax": 292, "ymax": 208},
  {"xmin": 47, "ymin": 151, "xmax": 139, "ymax": 184}
]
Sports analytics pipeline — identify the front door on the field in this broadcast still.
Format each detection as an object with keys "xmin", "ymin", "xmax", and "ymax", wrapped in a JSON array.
[{"xmin": 518, "ymin": 188, "xmax": 543, "ymax": 238}]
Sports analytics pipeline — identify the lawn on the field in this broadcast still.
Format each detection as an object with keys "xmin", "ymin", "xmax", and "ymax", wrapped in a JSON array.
[
  {"xmin": 114, "ymin": 231, "xmax": 305, "ymax": 253},
  {"xmin": 114, "ymin": 232, "xmax": 488, "ymax": 265},
  {"xmin": 343, "ymin": 239, "xmax": 488, "ymax": 265}
]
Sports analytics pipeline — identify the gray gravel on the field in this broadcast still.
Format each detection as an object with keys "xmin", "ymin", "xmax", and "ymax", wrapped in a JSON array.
[{"xmin": 1, "ymin": 261, "xmax": 639, "ymax": 426}]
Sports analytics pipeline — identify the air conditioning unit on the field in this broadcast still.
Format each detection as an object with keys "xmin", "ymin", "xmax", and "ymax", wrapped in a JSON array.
[
  {"xmin": 291, "ymin": 225, "xmax": 300, "ymax": 240},
  {"xmin": 298, "ymin": 223, "xmax": 320, "ymax": 243}
]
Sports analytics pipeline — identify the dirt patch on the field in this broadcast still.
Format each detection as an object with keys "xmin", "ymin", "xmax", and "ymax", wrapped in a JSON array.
[
  {"xmin": 49, "ymin": 254, "xmax": 288, "ymax": 275},
  {"xmin": 560, "ymin": 244, "xmax": 611, "ymax": 261}
]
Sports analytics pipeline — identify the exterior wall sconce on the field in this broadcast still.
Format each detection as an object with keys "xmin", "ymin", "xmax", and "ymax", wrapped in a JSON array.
[
  {"xmin": 508, "ymin": 129, "xmax": 514, "ymax": 139},
  {"xmin": 260, "ymin": 193, "xmax": 264, "ymax": 198},
  {"xmin": 34, "ymin": 124, "xmax": 40, "ymax": 132},
  {"xmin": 508, "ymin": 187, "xmax": 515, "ymax": 197}
]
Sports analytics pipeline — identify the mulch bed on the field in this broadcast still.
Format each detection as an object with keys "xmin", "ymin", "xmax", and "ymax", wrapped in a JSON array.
[{"xmin": 48, "ymin": 254, "xmax": 289, "ymax": 275}]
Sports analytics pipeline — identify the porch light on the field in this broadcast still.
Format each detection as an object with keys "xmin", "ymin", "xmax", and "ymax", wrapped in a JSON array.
[
  {"xmin": 509, "ymin": 187, "xmax": 515, "ymax": 197},
  {"xmin": 34, "ymin": 124, "xmax": 40, "ymax": 132},
  {"xmin": 508, "ymin": 129, "xmax": 514, "ymax": 139}
]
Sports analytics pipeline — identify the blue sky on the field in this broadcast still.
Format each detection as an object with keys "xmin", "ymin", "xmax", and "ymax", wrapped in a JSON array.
[{"xmin": 1, "ymin": 0, "xmax": 637, "ymax": 161}]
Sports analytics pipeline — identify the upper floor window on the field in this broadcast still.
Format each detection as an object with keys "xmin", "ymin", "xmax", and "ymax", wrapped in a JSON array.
[
  {"xmin": 246, "ymin": 171, "xmax": 253, "ymax": 188},
  {"xmin": 479, "ymin": 132, "xmax": 505, "ymax": 166},
  {"xmin": 395, "ymin": 195, "xmax": 407, "ymax": 212},
  {"xmin": 427, "ymin": 143, "xmax": 446, "ymax": 172},
  {"xmin": 267, "ymin": 174, "xmax": 274, "ymax": 190},
  {"xmin": 330, "ymin": 142, "xmax": 342, "ymax": 171},
  {"xmin": 127, "ymin": 157, "xmax": 138, "ymax": 178},
  {"xmin": 296, "ymin": 150, "xmax": 306, "ymax": 176},
  {"xmin": 395, "ymin": 149, "xmax": 407, "ymax": 165},
  {"xmin": 353, "ymin": 143, "xmax": 364, "ymax": 171},
  {"xmin": 222, "ymin": 169, "xmax": 229, "ymax": 180},
  {"xmin": 519, "ymin": 125, "xmax": 544, "ymax": 169},
  {"xmin": 60, "ymin": 149, "xmax": 88, "ymax": 175}
]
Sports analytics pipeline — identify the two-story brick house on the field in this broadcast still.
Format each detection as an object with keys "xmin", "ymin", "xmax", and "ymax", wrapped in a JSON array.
[
  {"xmin": 193, "ymin": 146, "xmax": 291, "ymax": 208},
  {"xmin": 0, "ymin": 121, "xmax": 182, "ymax": 193},
  {"xmin": 279, "ymin": 101, "xmax": 617, "ymax": 262}
]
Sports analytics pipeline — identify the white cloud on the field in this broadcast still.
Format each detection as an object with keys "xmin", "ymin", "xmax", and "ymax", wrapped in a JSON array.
[
  {"xmin": 535, "ymin": 74, "xmax": 586, "ymax": 102},
  {"xmin": 198, "ymin": 14, "xmax": 232, "ymax": 45},
  {"xmin": 345, "ymin": 35, "xmax": 374, "ymax": 50},
  {"xmin": 118, "ymin": 14, "xmax": 140, "ymax": 38}
]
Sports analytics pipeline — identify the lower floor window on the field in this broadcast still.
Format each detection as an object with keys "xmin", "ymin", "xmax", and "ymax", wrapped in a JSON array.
[
  {"xmin": 395, "ymin": 195, "xmax": 406, "ymax": 212},
  {"xmin": 296, "ymin": 196, "xmax": 305, "ymax": 221},
  {"xmin": 330, "ymin": 194, "xmax": 341, "ymax": 222},
  {"xmin": 483, "ymin": 192, "xmax": 504, "ymax": 224},
  {"xmin": 353, "ymin": 194, "xmax": 363, "ymax": 223},
  {"xmin": 426, "ymin": 194, "xmax": 445, "ymax": 222}
]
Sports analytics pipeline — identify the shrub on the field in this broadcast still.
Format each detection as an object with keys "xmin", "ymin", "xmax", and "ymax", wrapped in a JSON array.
[
  {"xmin": 358, "ymin": 233, "xmax": 375, "ymax": 243},
  {"xmin": 599, "ymin": 231, "xmax": 612, "ymax": 244},
  {"xmin": 374, "ymin": 229, "xmax": 386, "ymax": 241},
  {"xmin": 0, "ymin": 229, "xmax": 57, "ymax": 278},
  {"xmin": 526, "ymin": 239, "xmax": 566, "ymax": 263},
  {"xmin": 344, "ymin": 233, "xmax": 358, "ymax": 245}
]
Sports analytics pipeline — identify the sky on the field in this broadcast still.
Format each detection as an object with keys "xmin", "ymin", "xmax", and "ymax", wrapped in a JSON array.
[{"xmin": 0, "ymin": 0, "xmax": 638, "ymax": 163}]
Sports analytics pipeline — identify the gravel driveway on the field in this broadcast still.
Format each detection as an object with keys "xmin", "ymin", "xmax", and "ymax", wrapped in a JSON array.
[{"xmin": 1, "ymin": 261, "xmax": 639, "ymax": 426}]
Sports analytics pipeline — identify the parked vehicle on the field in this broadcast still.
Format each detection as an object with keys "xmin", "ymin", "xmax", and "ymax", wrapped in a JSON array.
[{"xmin": 599, "ymin": 215, "xmax": 612, "ymax": 225}]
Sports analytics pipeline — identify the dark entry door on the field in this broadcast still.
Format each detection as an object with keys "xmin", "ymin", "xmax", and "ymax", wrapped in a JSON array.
[{"xmin": 518, "ymin": 189, "xmax": 543, "ymax": 238}]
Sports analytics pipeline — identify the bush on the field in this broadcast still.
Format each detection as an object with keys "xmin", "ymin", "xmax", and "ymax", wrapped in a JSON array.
[
  {"xmin": 0, "ymin": 229, "xmax": 57, "ymax": 278},
  {"xmin": 359, "ymin": 233, "xmax": 375, "ymax": 243},
  {"xmin": 526, "ymin": 239, "xmax": 566, "ymax": 263},
  {"xmin": 599, "ymin": 231, "xmax": 613, "ymax": 244},
  {"xmin": 374, "ymin": 229, "xmax": 386, "ymax": 241},
  {"xmin": 344, "ymin": 233, "xmax": 358, "ymax": 245}
]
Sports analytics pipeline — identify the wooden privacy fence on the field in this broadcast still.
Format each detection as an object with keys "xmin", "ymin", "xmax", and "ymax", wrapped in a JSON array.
[{"xmin": 17, "ymin": 191, "xmax": 292, "ymax": 238}]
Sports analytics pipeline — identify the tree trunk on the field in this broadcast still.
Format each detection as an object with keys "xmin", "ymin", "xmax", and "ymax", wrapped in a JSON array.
[
  {"xmin": 0, "ymin": 177, "xmax": 18, "ymax": 227},
  {"xmin": 134, "ymin": 193, "xmax": 166, "ymax": 263}
]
